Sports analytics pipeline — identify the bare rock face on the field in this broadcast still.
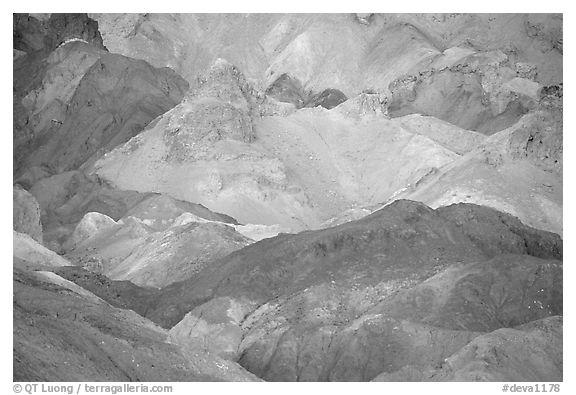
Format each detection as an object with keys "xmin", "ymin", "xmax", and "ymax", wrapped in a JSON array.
[
  {"xmin": 165, "ymin": 58, "xmax": 257, "ymax": 155},
  {"xmin": 332, "ymin": 91, "xmax": 387, "ymax": 118},
  {"xmin": 13, "ymin": 185, "xmax": 43, "ymax": 243},
  {"xmin": 43, "ymin": 13, "xmax": 106, "ymax": 51},
  {"xmin": 14, "ymin": 13, "xmax": 105, "ymax": 54},
  {"xmin": 12, "ymin": 13, "xmax": 563, "ymax": 383},
  {"xmin": 13, "ymin": 13, "xmax": 189, "ymax": 177}
]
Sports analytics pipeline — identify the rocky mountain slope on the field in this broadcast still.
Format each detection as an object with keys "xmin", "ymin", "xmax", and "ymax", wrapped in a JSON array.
[
  {"xmin": 14, "ymin": 13, "xmax": 189, "ymax": 178},
  {"xmin": 91, "ymin": 14, "xmax": 562, "ymax": 98},
  {"xmin": 13, "ymin": 13, "xmax": 563, "ymax": 383},
  {"xmin": 93, "ymin": 55, "xmax": 561, "ymax": 234},
  {"xmin": 14, "ymin": 267, "xmax": 259, "ymax": 381},
  {"xmin": 47, "ymin": 200, "xmax": 562, "ymax": 382}
]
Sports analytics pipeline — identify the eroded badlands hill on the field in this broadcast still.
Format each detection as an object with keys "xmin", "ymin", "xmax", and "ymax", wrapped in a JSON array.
[
  {"xmin": 13, "ymin": 268, "xmax": 260, "ymax": 381},
  {"xmin": 14, "ymin": 13, "xmax": 189, "ymax": 177},
  {"xmin": 91, "ymin": 14, "xmax": 562, "ymax": 97},
  {"xmin": 49, "ymin": 200, "xmax": 562, "ymax": 382},
  {"xmin": 93, "ymin": 56, "xmax": 562, "ymax": 234},
  {"xmin": 13, "ymin": 13, "xmax": 563, "ymax": 383}
]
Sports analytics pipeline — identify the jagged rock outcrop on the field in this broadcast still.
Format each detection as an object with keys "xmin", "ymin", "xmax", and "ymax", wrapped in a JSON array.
[
  {"xmin": 14, "ymin": 13, "xmax": 105, "ymax": 54},
  {"xmin": 13, "ymin": 185, "xmax": 43, "ymax": 243},
  {"xmin": 43, "ymin": 13, "xmax": 106, "ymax": 52}
]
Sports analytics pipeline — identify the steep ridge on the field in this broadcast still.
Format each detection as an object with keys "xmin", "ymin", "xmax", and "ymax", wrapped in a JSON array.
[
  {"xmin": 165, "ymin": 202, "xmax": 561, "ymax": 381},
  {"xmin": 387, "ymin": 50, "xmax": 538, "ymax": 133},
  {"xmin": 393, "ymin": 100, "xmax": 563, "ymax": 235},
  {"xmin": 93, "ymin": 58, "xmax": 491, "ymax": 231},
  {"xmin": 91, "ymin": 14, "xmax": 562, "ymax": 97},
  {"xmin": 91, "ymin": 53, "xmax": 562, "ymax": 234},
  {"xmin": 13, "ymin": 268, "xmax": 259, "ymax": 381},
  {"xmin": 13, "ymin": 13, "xmax": 563, "ymax": 383},
  {"xmin": 13, "ymin": 42, "xmax": 104, "ymax": 172},
  {"xmin": 65, "ymin": 211, "xmax": 252, "ymax": 288},
  {"xmin": 21, "ymin": 168, "xmax": 239, "ymax": 252},
  {"xmin": 143, "ymin": 200, "xmax": 561, "ymax": 327},
  {"xmin": 15, "ymin": 48, "xmax": 188, "ymax": 175},
  {"xmin": 52, "ymin": 201, "xmax": 562, "ymax": 381},
  {"xmin": 13, "ymin": 14, "xmax": 108, "ymax": 173},
  {"xmin": 14, "ymin": 13, "xmax": 105, "ymax": 54},
  {"xmin": 13, "ymin": 231, "xmax": 72, "ymax": 270},
  {"xmin": 93, "ymin": 59, "xmax": 320, "ymax": 230}
]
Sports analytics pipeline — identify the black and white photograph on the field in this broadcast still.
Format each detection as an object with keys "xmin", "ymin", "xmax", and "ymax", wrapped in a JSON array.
[{"xmin": 8, "ymin": 3, "xmax": 568, "ymax": 391}]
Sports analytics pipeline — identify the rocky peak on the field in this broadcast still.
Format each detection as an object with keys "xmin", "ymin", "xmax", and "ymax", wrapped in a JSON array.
[
  {"xmin": 44, "ymin": 13, "xmax": 106, "ymax": 52},
  {"xmin": 13, "ymin": 13, "xmax": 106, "ymax": 55},
  {"xmin": 188, "ymin": 57, "xmax": 261, "ymax": 108},
  {"xmin": 162, "ymin": 59, "xmax": 258, "ymax": 152}
]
